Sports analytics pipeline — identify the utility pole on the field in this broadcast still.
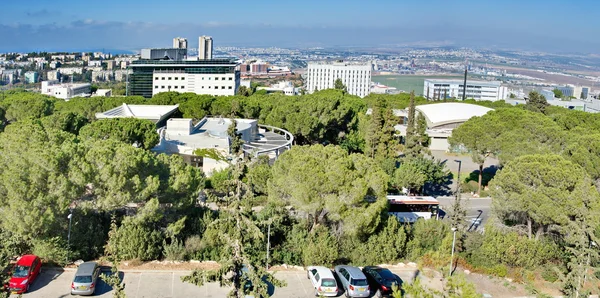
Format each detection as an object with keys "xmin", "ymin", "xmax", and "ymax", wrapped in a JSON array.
[
  {"xmin": 67, "ymin": 210, "xmax": 73, "ymax": 264},
  {"xmin": 462, "ymin": 62, "xmax": 468, "ymax": 101}
]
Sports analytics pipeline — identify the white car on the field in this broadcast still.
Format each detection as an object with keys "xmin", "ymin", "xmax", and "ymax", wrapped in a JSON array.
[{"xmin": 307, "ymin": 266, "xmax": 339, "ymax": 297}]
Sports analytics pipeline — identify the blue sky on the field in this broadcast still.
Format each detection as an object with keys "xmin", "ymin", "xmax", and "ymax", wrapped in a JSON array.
[{"xmin": 1, "ymin": 0, "xmax": 599, "ymax": 53}]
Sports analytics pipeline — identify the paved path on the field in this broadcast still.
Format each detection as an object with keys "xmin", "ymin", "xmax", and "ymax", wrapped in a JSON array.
[
  {"xmin": 437, "ymin": 196, "xmax": 492, "ymax": 230},
  {"xmin": 21, "ymin": 267, "xmax": 419, "ymax": 298}
]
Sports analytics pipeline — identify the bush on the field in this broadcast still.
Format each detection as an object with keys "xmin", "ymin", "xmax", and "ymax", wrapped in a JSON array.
[
  {"xmin": 406, "ymin": 219, "xmax": 449, "ymax": 260},
  {"xmin": 487, "ymin": 264, "xmax": 508, "ymax": 277},
  {"xmin": 106, "ymin": 220, "xmax": 164, "ymax": 262},
  {"xmin": 163, "ymin": 239, "xmax": 186, "ymax": 261},
  {"xmin": 31, "ymin": 237, "xmax": 69, "ymax": 266},
  {"xmin": 302, "ymin": 226, "xmax": 338, "ymax": 267},
  {"xmin": 541, "ymin": 265, "xmax": 559, "ymax": 283},
  {"xmin": 342, "ymin": 218, "xmax": 408, "ymax": 266}
]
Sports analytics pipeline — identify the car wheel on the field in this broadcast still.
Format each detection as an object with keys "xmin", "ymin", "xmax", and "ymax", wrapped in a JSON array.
[{"xmin": 376, "ymin": 289, "xmax": 382, "ymax": 298}]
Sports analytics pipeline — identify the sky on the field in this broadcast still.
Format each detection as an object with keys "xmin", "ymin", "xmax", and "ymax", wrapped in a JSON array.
[{"xmin": 0, "ymin": 0, "xmax": 599, "ymax": 53}]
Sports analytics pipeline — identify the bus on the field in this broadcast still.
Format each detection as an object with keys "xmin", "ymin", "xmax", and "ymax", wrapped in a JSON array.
[{"xmin": 387, "ymin": 195, "xmax": 440, "ymax": 223}]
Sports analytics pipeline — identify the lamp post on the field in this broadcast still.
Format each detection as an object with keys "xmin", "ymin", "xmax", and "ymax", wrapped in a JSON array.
[
  {"xmin": 454, "ymin": 160, "xmax": 462, "ymax": 198},
  {"xmin": 266, "ymin": 221, "xmax": 271, "ymax": 270},
  {"xmin": 67, "ymin": 210, "xmax": 73, "ymax": 264},
  {"xmin": 449, "ymin": 227, "xmax": 457, "ymax": 277}
]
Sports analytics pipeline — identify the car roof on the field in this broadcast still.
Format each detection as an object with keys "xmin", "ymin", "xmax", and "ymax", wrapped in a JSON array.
[
  {"xmin": 365, "ymin": 267, "xmax": 395, "ymax": 279},
  {"xmin": 17, "ymin": 255, "xmax": 38, "ymax": 266},
  {"xmin": 75, "ymin": 262, "xmax": 98, "ymax": 276},
  {"xmin": 336, "ymin": 265, "xmax": 366, "ymax": 278},
  {"xmin": 307, "ymin": 266, "xmax": 335, "ymax": 279}
]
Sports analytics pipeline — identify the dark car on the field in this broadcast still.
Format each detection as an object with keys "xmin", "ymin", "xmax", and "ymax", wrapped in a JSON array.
[{"xmin": 362, "ymin": 266, "xmax": 402, "ymax": 298}]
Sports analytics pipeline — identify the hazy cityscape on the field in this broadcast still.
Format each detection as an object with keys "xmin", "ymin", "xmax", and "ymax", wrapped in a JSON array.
[{"xmin": 1, "ymin": 0, "xmax": 600, "ymax": 297}]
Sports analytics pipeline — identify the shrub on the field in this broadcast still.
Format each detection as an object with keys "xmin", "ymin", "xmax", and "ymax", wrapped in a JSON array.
[
  {"xmin": 343, "ymin": 218, "xmax": 408, "ymax": 266},
  {"xmin": 164, "ymin": 239, "xmax": 186, "ymax": 261},
  {"xmin": 487, "ymin": 264, "xmax": 508, "ymax": 277},
  {"xmin": 106, "ymin": 219, "xmax": 164, "ymax": 261},
  {"xmin": 406, "ymin": 219, "xmax": 449, "ymax": 260},
  {"xmin": 31, "ymin": 237, "xmax": 69, "ymax": 266},
  {"xmin": 302, "ymin": 226, "xmax": 338, "ymax": 267},
  {"xmin": 541, "ymin": 265, "xmax": 559, "ymax": 283}
]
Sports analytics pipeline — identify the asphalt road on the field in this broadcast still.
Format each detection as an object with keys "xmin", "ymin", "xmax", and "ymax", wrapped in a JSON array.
[
  {"xmin": 436, "ymin": 196, "xmax": 492, "ymax": 231},
  {"xmin": 21, "ymin": 267, "xmax": 419, "ymax": 298}
]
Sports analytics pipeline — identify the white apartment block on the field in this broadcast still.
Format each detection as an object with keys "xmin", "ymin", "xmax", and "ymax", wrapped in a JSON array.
[
  {"xmin": 198, "ymin": 36, "xmax": 213, "ymax": 60},
  {"xmin": 423, "ymin": 79, "xmax": 508, "ymax": 101},
  {"xmin": 41, "ymin": 81, "xmax": 91, "ymax": 100},
  {"xmin": 152, "ymin": 73, "xmax": 237, "ymax": 96},
  {"xmin": 173, "ymin": 37, "xmax": 188, "ymax": 49},
  {"xmin": 306, "ymin": 61, "xmax": 371, "ymax": 98}
]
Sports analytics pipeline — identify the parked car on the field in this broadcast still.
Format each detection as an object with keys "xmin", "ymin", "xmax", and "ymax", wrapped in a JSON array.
[
  {"xmin": 306, "ymin": 266, "xmax": 338, "ymax": 297},
  {"xmin": 7, "ymin": 254, "xmax": 42, "ymax": 294},
  {"xmin": 334, "ymin": 265, "xmax": 370, "ymax": 298},
  {"xmin": 362, "ymin": 266, "xmax": 402, "ymax": 298},
  {"xmin": 71, "ymin": 262, "xmax": 101, "ymax": 296}
]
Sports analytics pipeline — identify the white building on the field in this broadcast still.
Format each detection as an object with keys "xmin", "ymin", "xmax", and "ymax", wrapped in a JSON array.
[
  {"xmin": 256, "ymin": 81, "xmax": 299, "ymax": 96},
  {"xmin": 173, "ymin": 37, "xmax": 188, "ymax": 49},
  {"xmin": 371, "ymin": 82, "xmax": 399, "ymax": 94},
  {"xmin": 47, "ymin": 70, "xmax": 61, "ymax": 81},
  {"xmin": 198, "ymin": 36, "xmax": 213, "ymax": 60},
  {"xmin": 92, "ymin": 89, "xmax": 112, "ymax": 97},
  {"xmin": 41, "ymin": 80, "xmax": 91, "ymax": 100},
  {"xmin": 306, "ymin": 61, "xmax": 371, "ymax": 98},
  {"xmin": 95, "ymin": 103, "xmax": 179, "ymax": 124},
  {"xmin": 423, "ymin": 79, "xmax": 508, "ymax": 101},
  {"xmin": 88, "ymin": 60, "xmax": 102, "ymax": 67}
]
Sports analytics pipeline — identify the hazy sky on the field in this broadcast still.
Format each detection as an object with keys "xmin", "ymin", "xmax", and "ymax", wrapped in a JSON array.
[{"xmin": 1, "ymin": 0, "xmax": 598, "ymax": 53}]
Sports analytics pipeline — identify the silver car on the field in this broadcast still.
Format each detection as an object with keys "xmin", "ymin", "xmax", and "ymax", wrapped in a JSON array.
[
  {"xmin": 334, "ymin": 265, "xmax": 370, "ymax": 298},
  {"xmin": 71, "ymin": 262, "xmax": 100, "ymax": 296}
]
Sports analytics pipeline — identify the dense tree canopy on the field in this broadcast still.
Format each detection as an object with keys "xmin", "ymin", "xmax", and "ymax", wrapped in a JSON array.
[{"xmin": 79, "ymin": 118, "xmax": 159, "ymax": 149}]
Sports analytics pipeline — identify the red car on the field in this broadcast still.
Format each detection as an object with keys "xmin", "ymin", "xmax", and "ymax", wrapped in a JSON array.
[{"xmin": 7, "ymin": 255, "xmax": 42, "ymax": 294}]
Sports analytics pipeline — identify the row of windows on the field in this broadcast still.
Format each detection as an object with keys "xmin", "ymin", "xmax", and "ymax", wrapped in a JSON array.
[
  {"xmin": 155, "ymin": 85, "xmax": 233, "ymax": 90},
  {"xmin": 154, "ymin": 76, "xmax": 233, "ymax": 81}
]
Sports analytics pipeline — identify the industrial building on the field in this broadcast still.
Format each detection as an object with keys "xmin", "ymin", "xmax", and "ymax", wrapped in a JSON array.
[
  {"xmin": 305, "ymin": 61, "xmax": 371, "ymax": 98},
  {"xmin": 128, "ymin": 59, "xmax": 240, "ymax": 98},
  {"xmin": 423, "ymin": 79, "xmax": 508, "ymax": 101}
]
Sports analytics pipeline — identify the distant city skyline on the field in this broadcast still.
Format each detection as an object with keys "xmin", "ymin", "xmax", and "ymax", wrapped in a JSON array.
[{"xmin": 0, "ymin": 0, "xmax": 599, "ymax": 53}]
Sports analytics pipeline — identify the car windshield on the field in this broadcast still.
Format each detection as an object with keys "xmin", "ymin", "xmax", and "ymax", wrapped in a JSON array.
[
  {"xmin": 376, "ymin": 269, "xmax": 396, "ymax": 280},
  {"xmin": 74, "ymin": 275, "xmax": 93, "ymax": 283},
  {"xmin": 321, "ymin": 278, "xmax": 336, "ymax": 287},
  {"xmin": 13, "ymin": 265, "xmax": 29, "ymax": 278},
  {"xmin": 351, "ymin": 278, "xmax": 368, "ymax": 286}
]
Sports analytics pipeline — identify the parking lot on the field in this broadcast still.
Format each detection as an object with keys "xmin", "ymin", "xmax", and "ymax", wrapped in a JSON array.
[{"xmin": 20, "ymin": 267, "xmax": 419, "ymax": 298}]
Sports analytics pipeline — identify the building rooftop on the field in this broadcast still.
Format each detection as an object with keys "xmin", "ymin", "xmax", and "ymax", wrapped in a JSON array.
[
  {"xmin": 416, "ymin": 103, "xmax": 494, "ymax": 128},
  {"xmin": 131, "ymin": 59, "xmax": 238, "ymax": 66},
  {"xmin": 95, "ymin": 103, "xmax": 179, "ymax": 122},
  {"xmin": 424, "ymin": 79, "xmax": 502, "ymax": 87}
]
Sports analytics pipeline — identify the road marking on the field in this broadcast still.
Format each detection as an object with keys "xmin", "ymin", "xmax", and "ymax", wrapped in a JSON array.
[
  {"xmin": 135, "ymin": 272, "xmax": 142, "ymax": 298},
  {"xmin": 295, "ymin": 272, "xmax": 309, "ymax": 296},
  {"xmin": 171, "ymin": 272, "xmax": 174, "ymax": 298}
]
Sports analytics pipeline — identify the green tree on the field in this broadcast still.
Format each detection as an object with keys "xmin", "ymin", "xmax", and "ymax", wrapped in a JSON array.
[
  {"xmin": 553, "ymin": 88, "xmax": 563, "ymax": 99},
  {"xmin": 392, "ymin": 159, "xmax": 427, "ymax": 194},
  {"xmin": 246, "ymin": 155, "xmax": 272, "ymax": 196},
  {"xmin": 525, "ymin": 90, "xmax": 550, "ymax": 114},
  {"xmin": 404, "ymin": 91, "xmax": 421, "ymax": 158},
  {"xmin": 238, "ymin": 85, "xmax": 250, "ymax": 97},
  {"xmin": 334, "ymin": 78, "xmax": 346, "ymax": 91},
  {"xmin": 490, "ymin": 154, "xmax": 595, "ymax": 240},
  {"xmin": 416, "ymin": 112, "xmax": 430, "ymax": 152},
  {"xmin": 227, "ymin": 119, "xmax": 244, "ymax": 155},
  {"xmin": 79, "ymin": 118, "xmax": 159, "ymax": 149},
  {"xmin": 269, "ymin": 145, "xmax": 388, "ymax": 238}
]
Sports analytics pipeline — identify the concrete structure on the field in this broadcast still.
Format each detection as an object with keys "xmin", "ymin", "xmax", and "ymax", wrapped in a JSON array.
[
  {"xmin": 538, "ymin": 89, "xmax": 556, "ymax": 101},
  {"xmin": 173, "ymin": 37, "xmax": 188, "ymax": 49},
  {"xmin": 95, "ymin": 103, "xmax": 179, "ymax": 125},
  {"xmin": 506, "ymin": 99, "xmax": 596, "ymax": 113},
  {"xmin": 153, "ymin": 117, "xmax": 293, "ymax": 174},
  {"xmin": 306, "ymin": 61, "xmax": 371, "ymax": 98},
  {"xmin": 88, "ymin": 60, "xmax": 102, "ymax": 67},
  {"xmin": 556, "ymin": 85, "xmax": 591, "ymax": 99},
  {"xmin": 24, "ymin": 71, "xmax": 39, "ymax": 84},
  {"xmin": 114, "ymin": 69, "xmax": 132, "ymax": 82},
  {"xmin": 250, "ymin": 61, "xmax": 269, "ymax": 74},
  {"xmin": 371, "ymin": 82, "xmax": 399, "ymax": 94},
  {"xmin": 256, "ymin": 81, "xmax": 299, "ymax": 96},
  {"xmin": 423, "ymin": 79, "xmax": 508, "ymax": 101},
  {"xmin": 41, "ymin": 80, "xmax": 91, "ymax": 100},
  {"xmin": 92, "ymin": 70, "xmax": 113, "ymax": 82},
  {"xmin": 0, "ymin": 69, "xmax": 18, "ymax": 84},
  {"xmin": 92, "ymin": 89, "xmax": 112, "ymax": 97},
  {"xmin": 141, "ymin": 48, "xmax": 187, "ymax": 61},
  {"xmin": 47, "ymin": 70, "xmax": 61, "ymax": 81},
  {"xmin": 198, "ymin": 36, "xmax": 213, "ymax": 60},
  {"xmin": 128, "ymin": 59, "xmax": 240, "ymax": 98},
  {"xmin": 381, "ymin": 103, "xmax": 495, "ymax": 151}
]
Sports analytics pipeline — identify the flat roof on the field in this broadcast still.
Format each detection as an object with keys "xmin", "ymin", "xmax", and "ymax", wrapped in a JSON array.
[
  {"xmin": 424, "ymin": 79, "xmax": 502, "ymax": 87},
  {"xmin": 132, "ymin": 59, "xmax": 237, "ymax": 66},
  {"xmin": 416, "ymin": 103, "xmax": 493, "ymax": 128},
  {"xmin": 387, "ymin": 195, "xmax": 439, "ymax": 205}
]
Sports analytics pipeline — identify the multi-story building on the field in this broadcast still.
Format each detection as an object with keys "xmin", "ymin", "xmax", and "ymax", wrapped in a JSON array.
[
  {"xmin": 24, "ymin": 71, "xmax": 39, "ymax": 84},
  {"xmin": 47, "ymin": 70, "xmax": 61, "ymax": 81},
  {"xmin": 41, "ymin": 80, "xmax": 91, "ymax": 100},
  {"xmin": 141, "ymin": 48, "xmax": 187, "ymax": 61},
  {"xmin": 92, "ymin": 70, "xmax": 113, "ymax": 82},
  {"xmin": 173, "ymin": 37, "xmax": 188, "ymax": 49},
  {"xmin": 114, "ymin": 69, "xmax": 132, "ymax": 82},
  {"xmin": 305, "ymin": 61, "xmax": 371, "ymax": 98},
  {"xmin": 128, "ymin": 59, "xmax": 240, "ymax": 98},
  {"xmin": 198, "ymin": 36, "xmax": 213, "ymax": 60},
  {"xmin": 250, "ymin": 62, "xmax": 268, "ymax": 74},
  {"xmin": 423, "ymin": 79, "xmax": 508, "ymax": 101},
  {"xmin": 558, "ymin": 85, "xmax": 591, "ymax": 99}
]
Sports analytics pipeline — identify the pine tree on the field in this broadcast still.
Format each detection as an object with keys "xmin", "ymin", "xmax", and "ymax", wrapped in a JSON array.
[
  {"xmin": 227, "ymin": 120, "xmax": 244, "ymax": 155},
  {"xmin": 404, "ymin": 90, "xmax": 422, "ymax": 158}
]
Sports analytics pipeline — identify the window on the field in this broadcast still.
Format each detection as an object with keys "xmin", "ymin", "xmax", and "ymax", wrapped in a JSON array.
[
  {"xmin": 202, "ymin": 86, "xmax": 204, "ymax": 89},
  {"xmin": 174, "ymin": 86, "xmax": 178, "ymax": 89},
  {"xmin": 168, "ymin": 86, "xmax": 171, "ymax": 89},
  {"xmin": 175, "ymin": 77, "xmax": 178, "ymax": 80},
  {"xmin": 221, "ymin": 86, "xmax": 225, "ymax": 89},
  {"xmin": 161, "ymin": 86, "xmax": 165, "ymax": 89},
  {"xmin": 215, "ymin": 77, "xmax": 219, "ymax": 80},
  {"xmin": 228, "ymin": 86, "xmax": 232, "ymax": 89},
  {"xmin": 181, "ymin": 77, "xmax": 185, "ymax": 80},
  {"xmin": 155, "ymin": 77, "xmax": 158, "ymax": 80},
  {"xmin": 351, "ymin": 279, "xmax": 368, "ymax": 286},
  {"xmin": 181, "ymin": 86, "xmax": 185, "ymax": 89},
  {"xmin": 222, "ymin": 77, "xmax": 225, "ymax": 80},
  {"xmin": 161, "ymin": 77, "xmax": 165, "ymax": 80},
  {"xmin": 168, "ymin": 77, "xmax": 172, "ymax": 80},
  {"xmin": 229, "ymin": 77, "xmax": 233, "ymax": 80},
  {"xmin": 155, "ymin": 86, "xmax": 158, "ymax": 89},
  {"xmin": 321, "ymin": 279, "xmax": 336, "ymax": 287},
  {"xmin": 314, "ymin": 273, "xmax": 320, "ymax": 282},
  {"xmin": 208, "ymin": 86, "xmax": 211, "ymax": 89}
]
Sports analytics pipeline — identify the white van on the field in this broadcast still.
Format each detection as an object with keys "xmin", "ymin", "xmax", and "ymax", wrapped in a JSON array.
[{"xmin": 306, "ymin": 266, "xmax": 339, "ymax": 297}]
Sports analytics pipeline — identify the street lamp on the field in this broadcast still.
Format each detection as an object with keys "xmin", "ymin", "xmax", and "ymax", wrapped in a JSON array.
[
  {"xmin": 449, "ymin": 227, "xmax": 457, "ymax": 277},
  {"xmin": 454, "ymin": 160, "xmax": 462, "ymax": 197},
  {"xmin": 67, "ymin": 210, "xmax": 73, "ymax": 264}
]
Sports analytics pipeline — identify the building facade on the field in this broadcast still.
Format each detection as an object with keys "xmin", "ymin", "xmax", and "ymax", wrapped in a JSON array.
[
  {"xmin": 41, "ymin": 80, "xmax": 91, "ymax": 100},
  {"xmin": 173, "ymin": 37, "xmax": 188, "ymax": 49},
  {"xmin": 141, "ymin": 48, "xmax": 187, "ymax": 61},
  {"xmin": 128, "ymin": 59, "xmax": 240, "ymax": 98},
  {"xmin": 305, "ymin": 61, "xmax": 371, "ymax": 98},
  {"xmin": 24, "ymin": 71, "xmax": 39, "ymax": 84},
  {"xmin": 423, "ymin": 79, "xmax": 508, "ymax": 101},
  {"xmin": 198, "ymin": 36, "xmax": 213, "ymax": 60}
]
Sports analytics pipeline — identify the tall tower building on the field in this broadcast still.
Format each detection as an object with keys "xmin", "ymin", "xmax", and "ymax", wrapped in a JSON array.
[
  {"xmin": 173, "ymin": 37, "xmax": 188, "ymax": 49},
  {"xmin": 198, "ymin": 36, "xmax": 213, "ymax": 60}
]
